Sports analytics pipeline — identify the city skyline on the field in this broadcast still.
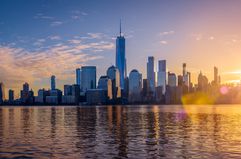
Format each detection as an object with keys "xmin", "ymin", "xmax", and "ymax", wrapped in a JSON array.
[{"xmin": 1, "ymin": 0, "xmax": 241, "ymax": 95}]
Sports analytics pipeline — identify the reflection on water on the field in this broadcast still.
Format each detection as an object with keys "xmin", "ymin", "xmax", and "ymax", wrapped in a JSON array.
[{"xmin": 1, "ymin": 105, "xmax": 241, "ymax": 158}]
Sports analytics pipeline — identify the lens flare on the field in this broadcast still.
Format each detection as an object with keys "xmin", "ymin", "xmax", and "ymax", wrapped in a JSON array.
[{"xmin": 220, "ymin": 86, "xmax": 229, "ymax": 95}]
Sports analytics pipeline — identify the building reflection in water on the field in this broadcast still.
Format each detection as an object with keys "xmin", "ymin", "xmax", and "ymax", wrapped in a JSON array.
[{"xmin": 0, "ymin": 105, "xmax": 241, "ymax": 158}]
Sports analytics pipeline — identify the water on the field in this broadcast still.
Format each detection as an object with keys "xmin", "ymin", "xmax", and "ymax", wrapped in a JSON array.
[{"xmin": 1, "ymin": 105, "xmax": 241, "ymax": 158}]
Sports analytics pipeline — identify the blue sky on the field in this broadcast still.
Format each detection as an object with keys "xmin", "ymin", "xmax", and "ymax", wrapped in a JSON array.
[{"xmin": 1, "ymin": 0, "xmax": 241, "ymax": 95}]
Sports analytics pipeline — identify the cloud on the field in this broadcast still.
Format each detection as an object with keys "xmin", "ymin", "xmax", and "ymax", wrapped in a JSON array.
[
  {"xmin": 0, "ymin": 44, "xmax": 103, "ymax": 91},
  {"xmin": 191, "ymin": 33, "xmax": 203, "ymax": 41},
  {"xmin": 49, "ymin": 35, "xmax": 61, "ymax": 40},
  {"xmin": 71, "ymin": 10, "xmax": 88, "ymax": 19},
  {"xmin": 81, "ymin": 12, "xmax": 88, "ymax": 16},
  {"xmin": 50, "ymin": 21, "xmax": 63, "ymax": 27},
  {"xmin": 68, "ymin": 39, "xmax": 82, "ymax": 44},
  {"xmin": 34, "ymin": 13, "xmax": 54, "ymax": 20},
  {"xmin": 209, "ymin": 36, "xmax": 215, "ymax": 40},
  {"xmin": 33, "ymin": 38, "xmax": 46, "ymax": 46},
  {"xmin": 71, "ymin": 15, "xmax": 80, "ymax": 19},
  {"xmin": 160, "ymin": 40, "xmax": 168, "ymax": 45},
  {"xmin": 87, "ymin": 33, "xmax": 102, "ymax": 39},
  {"xmin": 160, "ymin": 30, "xmax": 175, "ymax": 36},
  {"xmin": 0, "ymin": 33, "xmax": 114, "ymax": 91},
  {"xmin": 223, "ymin": 70, "xmax": 241, "ymax": 75}
]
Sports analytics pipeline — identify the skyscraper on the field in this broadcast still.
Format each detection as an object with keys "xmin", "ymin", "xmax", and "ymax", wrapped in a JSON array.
[
  {"xmin": 198, "ymin": 71, "xmax": 208, "ymax": 91},
  {"xmin": 0, "ymin": 82, "xmax": 5, "ymax": 104},
  {"xmin": 97, "ymin": 76, "xmax": 113, "ymax": 100},
  {"xmin": 76, "ymin": 68, "xmax": 81, "ymax": 87},
  {"xmin": 147, "ymin": 56, "xmax": 155, "ymax": 91},
  {"xmin": 129, "ymin": 69, "xmax": 142, "ymax": 102},
  {"xmin": 157, "ymin": 60, "xmax": 166, "ymax": 94},
  {"xmin": 81, "ymin": 66, "xmax": 96, "ymax": 92},
  {"xmin": 116, "ymin": 21, "xmax": 126, "ymax": 89},
  {"xmin": 214, "ymin": 66, "xmax": 220, "ymax": 85},
  {"xmin": 168, "ymin": 72, "xmax": 177, "ymax": 87},
  {"xmin": 51, "ymin": 75, "xmax": 56, "ymax": 90},
  {"xmin": 20, "ymin": 82, "xmax": 34, "ymax": 104},
  {"xmin": 8, "ymin": 89, "xmax": 14, "ymax": 103},
  {"xmin": 107, "ymin": 65, "xmax": 121, "ymax": 99},
  {"xmin": 182, "ymin": 63, "xmax": 189, "ymax": 87}
]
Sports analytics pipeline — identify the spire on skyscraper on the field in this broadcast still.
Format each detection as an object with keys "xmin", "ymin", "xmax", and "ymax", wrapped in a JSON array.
[{"xmin": 120, "ymin": 19, "xmax": 122, "ymax": 37}]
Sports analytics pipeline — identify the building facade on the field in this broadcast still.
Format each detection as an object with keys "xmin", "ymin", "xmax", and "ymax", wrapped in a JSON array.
[
  {"xmin": 147, "ymin": 56, "xmax": 155, "ymax": 92},
  {"xmin": 129, "ymin": 69, "xmax": 142, "ymax": 103},
  {"xmin": 81, "ymin": 66, "xmax": 96, "ymax": 92},
  {"xmin": 157, "ymin": 60, "xmax": 166, "ymax": 94},
  {"xmin": 116, "ymin": 23, "xmax": 126, "ymax": 89}
]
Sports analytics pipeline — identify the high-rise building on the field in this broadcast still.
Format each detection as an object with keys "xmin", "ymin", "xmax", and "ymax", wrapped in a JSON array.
[
  {"xmin": 107, "ymin": 66, "xmax": 121, "ymax": 99},
  {"xmin": 198, "ymin": 71, "xmax": 208, "ymax": 91},
  {"xmin": 98, "ymin": 76, "xmax": 113, "ymax": 100},
  {"xmin": 35, "ymin": 89, "xmax": 50, "ymax": 104},
  {"xmin": 0, "ymin": 82, "xmax": 5, "ymax": 104},
  {"xmin": 81, "ymin": 66, "xmax": 96, "ymax": 92},
  {"xmin": 182, "ymin": 63, "xmax": 190, "ymax": 88},
  {"xmin": 20, "ymin": 83, "xmax": 34, "ymax": 104},
  {"xmin": 8, "ymin": 89, "xmax": 14, "ymax": 103},
  {"xmin": 116, "ymin": 21, "xmax": 126, "ymax": 89},
  {"xmin": 129, "ymin": 69, "xmax": 142, "ymax": 102},
  {"xmin": 213, "ymin": 66, "xmax": 220, "ymax": 85},
  {"xmin": 147, "ymin": 56, "xmax": 155, "ymax": 91},
  {"xmin": 51, "ymin": 75, "xmax": 56, "ymax": 90},
  {"xmin": 76, "ymin": 68, "xmax": 81, "ymax": 87},
  {"xmin": 178, "ymin": 75, "xmax": 183, "ymax": 86},
  {"xmin": 168, "ymin": 72, "xmax": 176, "ymax": 87},
  {"xmin": 64, "ymin": 85, "xmax": 72, "ymax": 96},
  {"xmin": 157, "ymin": 60, "xmax": 166, "ymax": 94}
]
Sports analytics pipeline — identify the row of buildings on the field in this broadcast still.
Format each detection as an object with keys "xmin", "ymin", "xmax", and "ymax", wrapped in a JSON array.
[{"xmin": 0, "ymin": 23, "xmax": 235, "ymax": 106}]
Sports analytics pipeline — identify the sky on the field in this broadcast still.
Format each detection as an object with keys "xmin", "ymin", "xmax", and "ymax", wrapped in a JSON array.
[{"xmin": 1, "ymin": 0, "xmax": 241, "ymax": 97}]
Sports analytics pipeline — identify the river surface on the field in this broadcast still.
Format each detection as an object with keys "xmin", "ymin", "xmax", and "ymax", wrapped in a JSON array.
[{"xmin": 1, "ymin": 105, "xmax": 241, "ymax": 158}]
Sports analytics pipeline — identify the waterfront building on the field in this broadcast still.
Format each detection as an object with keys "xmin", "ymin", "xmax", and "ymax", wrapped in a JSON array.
[
  {"xmin": 116, "ymin": 21, "xmax": 126, "ymax": 89},
  {"xmin": 46, "ymin": 89, "xmax": 62, "ymax": 105},
  {"xmin": 8, "ymin": 89, "xmax": 14, "ymax": 104},
  {"xmin": 64, "ymin": 85, "xmax": 72, "ymax": 96},
  {"xmin": 86, "ymin": 89, "xmax": 107, "ymax": 105},
  {"xmin": 107, "ymin": 66, "xmax": 121, "ymax": 99},
  {"xmin": 129, "ymin": 69, "xmax": 142, "ymax": 103},
  {"xmin": 35, "ymin": 89, "xmax": 50, "ymax": 104},
  {"xmin": 81, "ymin": 66, "xmax": 96, "ymax": 92},
  {"xmin": 157, "ymin": 60, "xmax": 166, "ymax": 94},
  {"xmin": 76, "ymin": 68, "xmax": 81, "ymax": 88},
  {"xmin": 178, "ymin": 75, "xmax": 183, "ymax": 86},
  {"xmin": 0, "ymin": 82, "xmax": 5, "ymax": 104},
  {"xmin": 62, "ymin": 84, "xmax": 80, "ymax": 104},
  {"xmin": 168, "ymin": 72, "xmax": 177, "ymax": 87},
  {"xmin": 20, "ymin": 83, "xmax": 34, "ymax": 104},
  {"xmin": 51, "ymin": 75, "xmax": 56, "ymax": 90},
  {"xmin": 147, "ymin": 56, "xmax": 155, "ymax": 92},
  {"xmin": 198, "ymin": 71, "xmax": 209, "ymax": 91},
  {"xmin": 98, "ymin": 76, "xmax": 113, "ymax": 100}
]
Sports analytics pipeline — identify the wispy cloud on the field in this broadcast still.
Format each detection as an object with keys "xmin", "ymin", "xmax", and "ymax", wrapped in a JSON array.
[
  {"xmin": 33, "ymin": 38, "xmax": 46, "ymax": 46},
  {"xmin": 0, "ymin": 33, "xmax": 114, "ymax": 90},
  {"xmin": 34, "ymin": 13, "xmax": 54, "ymax": 20},
  {"xmin": 0, "ymin": 44, "xmax": 102, "ymax": 90},
  {"xmin": 160, "ymin": 30, "xmax": 175, "ymax": 36},
  {"xmin": 223, "ymin": 70, "xmax": 241, "ymax": 75},
  {"xmin": 209, "ymin": 36, "xmax": 215, "ymax": 40},
  {"xmin": 50, "ymin": 21, "xmax": 63, "ymax": 27},
  {"xmin": 71, "ymin": 10, "xmax": 88, "ymax": 19},
  {"xmin": 49, "ymin": 35, "xmax": 61, "ymax": 40},
  {"xmin": 191, "ymin": 33, "xmax": 203, "ymax": 41},
  {"xmin": 160, "ymin": 40, "xmax": 168, "ymax": 45}
]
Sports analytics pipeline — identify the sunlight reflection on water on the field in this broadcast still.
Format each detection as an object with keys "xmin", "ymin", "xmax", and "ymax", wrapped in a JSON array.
[{"xmin": 1, "ymin": 105, "xmax": 241, "ymax": 158}]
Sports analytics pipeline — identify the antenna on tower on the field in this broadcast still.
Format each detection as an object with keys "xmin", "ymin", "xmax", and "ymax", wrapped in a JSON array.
[{"xmin": 120, "ymin": 19, "xmax": 122, "ymax": 36}]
